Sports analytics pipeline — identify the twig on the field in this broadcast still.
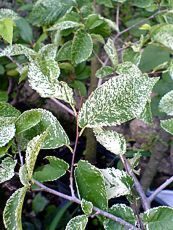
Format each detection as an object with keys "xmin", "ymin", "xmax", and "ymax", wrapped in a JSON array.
[
  {"xmin": 148, "ymin": 175, "xmax": 173, "ymax": 203},
  {"xmin": 69, "ymin": 114, "xmax": 79, "ymax": 197},
  {"xmin": 120, "ymin": 155, "xmax": 150, "ymax": 211},
  {"xmin": 33, "ymin": 179, "xmax": 138, "ymax": 229},
  {"xmin": 50, "ymin": 98, "xmax": 75, "ymax": 116},
  {"xmin": 116, "ymin": 3, "xmax": 120, "ymax": 32}
]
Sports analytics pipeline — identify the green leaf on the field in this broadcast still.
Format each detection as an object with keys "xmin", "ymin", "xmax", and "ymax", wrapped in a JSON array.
[
  {"xmin": 38, "ymin": 44, "xmax": 58, "ymax": 60},
  {"xmin": 151, "ymin": 24, "xmax": 173, "ymax": 51},
  {"xmin": 104, "ymin": 204, "xmax": 136, "ymax": 230},
  {"xmin": 96, "ymin": 66, "xmax": 114, "ymax": 79},
  {"xmin": 142, "ymin": 206, "xmax": 173, "ymax": 230},
  {"xmin": 159, "ymin": 90, "xmax": 173, "ymax": 115},
  {"xmin": 101, "ymin": 168, "xmax": 133, "ymax": 199},
  {"xmin": 26, "ymin": 132, "xmax": 47, "ymax": 180},
  {"xmin": 137, "ymin": 101, "xmax": 153, "ymax": 124},
  {"xmin": 71, "ymin": 29, "xmax": 93, "ymax": 65},
  {"xmin": 75, "ymin": 160, "xmax": 108, "ymax": 210},
  {"xmin": 122, "ymin": 48, "xmax": 141, "ymax": 66},
  {"xmin": 28, "ymin": 57, "xmax": 74, "ymax": 105},
  {"xmin": 65, "ymin": 215, "xmax": 88, "ymax": 230},
  {"xmin": 19, "ymin": 164, "xmax": 30, "ymax": 186},
  {"xmin": 32, "ymin": 193, "xmax": 49, "ymax": 214},
  {"xmin": 0, "ymin": 91, "xmax": 8, "ymax": 102},
  {"xmin": 33, "ymin": 156, "xmax": 69, "ymax": 182},
  {"xmin": 17, "ymin": 109, "xmax": 70, "ymax": 149},
  {"xmin": 15, "ymin": 18, "xmax": 33, "ymax": 43},
  {"xmin": 0, "ymin": 18, "xmax": 14, "ymax": 44},
  {"xmin": 0, "ymin": 8, "xmax": 19, "ymax": 20},
  {"xmin": 130, "ymin": 0, "xmax": 153, "ymax": 8},
  {"xmin": 81, "ymin": 199, "xmax": 93, "ymax": 215},
  {"xmin": 0, "ymin": 157, "xmax": 17, "ymax": 183},
  {"xmin": 96, "ymin": 0, "xmax": 113, "ymax": 7},
  {"xmin": 48, "ymin": 21, "xmax": 82, "ymax": 31},
  {"xmin": 0, "ymin": 119, "xmax": 16, "ymax": 147},
  {"xmin": 160, "ymin": 118, "xmax": 173, "ymax": 135},
  {"xmin": 0, "ymin": 102, "xmax": 20, "ymax": 118},
  {"xmin": 3, "ymin": 186, "xmax": 28, "ymax": 230},
  {"xmin": 94, "ymin": 128, "xmax": 126, "ymax": 155},
  {"xmin": 57, "ymin": 41, "xmax": 72, "ymax": 61},
  {"xmin": 78, "ymin": 63, "xmax": 159, "ymax": 128},
  {"xmin": 104, "ymin": 38, "xmax": 118, "ymax": 68},
  {"xmin": 71, "ymin": 80, "xmax": 87, "ymax": 96}
]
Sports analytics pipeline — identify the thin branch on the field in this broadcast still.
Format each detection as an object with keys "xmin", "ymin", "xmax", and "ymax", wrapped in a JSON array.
[
  {"xmin": 50, "ymin": 98, "xmax": 75, "ymax": 116},
  {"xmin": 33, "ymin": 179, "xmax": 139, "ymax": 229},
  {"xmin": 116, "ymin": 3, "xmax": 120, "ymax": 33},
  {"xmin": 148, "ymin": 175, "xmax": 173, "ymax": 203},
  {"xmin": 69, "ymin": 114, "xmax": 79, "ymax": 197},
  {"xmin": 120, "ymin": 155, "xmax": 150, "ymax": 211}
]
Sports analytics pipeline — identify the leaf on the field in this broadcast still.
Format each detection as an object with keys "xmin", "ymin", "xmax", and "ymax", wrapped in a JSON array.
[
  {"xmin": 0, "ymin": 91, "xmax": 8, "ymax": 102},
  {"xmin": 71, "ymin": 29, "xmax": 93, "ymax": 65},
  {"xmin": 19, "ymin": 164, "xmax": 30, "ymax": 186},
  {"xmin": 104, "ymin": 38, "xmax": 118, "ymax": 67},
  {"xmin": 130, "ymin": 0, "xmax": 153, "ymax": 8},
  {"xmin": 75, "ymin": 160, "xmax": 108, "ymax": 210},
  {"xmin": 137, "ymin": 101, "xmax": 153, "ymax": 124},
  {"xmin": 15, "ymin": 18, "xmax": 33, "ymax": 43},
  {"xmin": 29, "ymin": 0, "xmax": 75, "ymax": 26},
  {"xmin": 38, "ymin": 44, "xmax": 58, "ymax": 60},
  {"xmin": 33, "ymin": 156, "xmax": 69, "ymax": 182},
  {"xmin": 48, "ymin": 21, "xmax": 82, "ymax": 31},
  {"xmin": 26, "ymin": 132, "xmax": 47, "ymax": 180},
  {"xmin": 142, "ymin": 206, "xmax": 173, "ymax": 230},
  {"xmin": 28, "ymin": 57, "xmax": 74, "ymax": 105},
  {"xmin": 96, "ymin": 66, "xmax": 114, "ymax": 79},
  {"xmin": 159, "ymin": 90, "xmax": 173, "ymax": 115},
  {"xmin": 65, "ymin": 215, "xmax": 88, "ymax": 230},
  {"xmin": 0, "ymin": 102, "xmax": 20, "ymax": 118},
  {"xmin": 3, "ymin": 186, "xmax": 28, "ymax": 230},
  {"xmin": 0, "ymin": 18, "xmax": 14, "ymax": 44},
  {"xmin": 104, "ymin": 204, "xmax": 136, "ymax": 230},
  {"xmin": 0, "ymin": 157, "xmax": 17, "ymax": 183},
  {"xmin": 122, "ymin": 48, "xmax": 141, "ymax": 66},
  {"xmin": 101, "ymin": 168, "xmax": 133, "ymax": 199},
  {"xmin": 17, "ymin": 109, "xmax": 70, "ymax": 149},
  {"xmin": 32, "ymin": 193, "xmax": 49, "ymax": 214},
  {"xmin": 151, "ymin": 24, "xmax": 173, "ymax": 51},
  {"xmin": 81, "ymin": 199, "xmax": 93, "ymax": 215},
  {"xmin": 94, "ymin": 128, "xmax": 126, "ymax": 155},
  {"xmin": 0, "ymin": 119, "xmax": 16, "ymax": 147},
  {"xmin": 57, "ymin": 41, "xmax": 72, "ymax": 61},
  {"xmin": 0, "ymin": 8, "xmax": 19, "ymax": 20},
  {"xmin": 160, "ymin": 118, "xmax": 173, "ymax": 135},
  {"xmin": 72, "ymin": 80, "xmax": 87, "ymax": 96},
  {"xmin": 78, "ymin": 63, "xmax": 159, "ymax": 128},
  {"xmin": 96, "ymin": 0, "xmax": 113, "ymax": 7}
]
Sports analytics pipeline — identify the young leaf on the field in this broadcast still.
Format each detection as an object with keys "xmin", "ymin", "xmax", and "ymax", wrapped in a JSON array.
[
  {"xmin": 78, "ymin": 64, "xmax": 159, "ymax": 128},
  {"xmin": 160, "ymin": 118, "xmax": 173, "ymax": 135},
  {"xmin": 3, "ymin": 186, "xmax": 28, "ymax": 230},
  {"xmin": 142, "ymin": 206, "xmax": 173, "ymax": 230},
  {"xmin": 26, "ymin": 132, "xmax": 47, "ymax": 180},
  {"xmin": 104, "ymin": 204, "xmax": 136, "ymax": 229},
  {"xmin": 71, "ymin": 29, "xmax": 93, "ymax": 65},
  {"xmin": 0, "ymin": 18, "xmax": 14, "ymax": 44},
  {"xmin": 33, "ymin": 156, "xmax": 69, "ymax": 182},
  {"xmin": 15, "ymin": 18, "xmax": 33, "ymax": 43},
  {"xmin": 101, "ymin": 168, "xmax": 133, "ymax": 199},
  {"xmin": 104, "ymin": 38, "xmax": 118, "ymax": 67},
  {"xmin": 19, "ymin": 164, "xmax": 30, "ymax": 186},
  {"xmin": 95, "ymin": 66, "xmax": 114, "ymax": 79},
  {"xmin": 28, "ymin": 57, "xmax": 74, "ymax": 105},
  {"xmin": 94, "ymin": 128, "xmax": 126, "ymax": 155},
  {"xmin": 48, "ymin": 21, "xmax": 81, "ymax": 31},
  {"xmin": 57, "ymin": 41, "xmax": 72, "ymax": 61},
  {"xmin": 159, "ymin": 90, "xmax": 173, "ymax": 115},
  {"xmin": 0, "ymin": 157, "xmax": 17, "ymax": 183},
  {"xmin": 38, "ymin": 44, "xmax": 58, "ymax": 60},
  {"xmin": 75, "ymin": 160, "xmax": 108, "ymax": 210},
  {"xmin": 0, "ymin": 119, "xmax": 16, "ymax": 147},
  {"xmin": 65, "ymin": 215, "xmax": 88, "ymax": 230},
  {"xmin": 81, "ymin": 199, "xmax": 93, "ymax": 215}
]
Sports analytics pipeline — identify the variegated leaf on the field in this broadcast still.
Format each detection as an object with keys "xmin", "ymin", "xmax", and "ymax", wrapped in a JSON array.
[
  {"xmin": 57, "ymin": 41, "xmax": 72, "ymax": 61},
  {"xmin": 137, "ymin": 101, "xmax": 152, "ymax": 124},
  {"xmin": 81, "ymin": 199, "xmax": 93, "ymax": 215},
  {"xmin": 0, "ymin": 118, "xmax": 16, "ymax": 147},
  {"xmin": 0, "ymin": 8, "xmax": 19, "ymax": 20},
  {"xmin": 0, "ymin": 102, "xmax": 20, "ymax": 118},
  {"xmin": 159, "ymin": 90, "xmax": 173, "ymax": 115},
  {"xmin": 3, "ymin": 186, "xmax": 28, "ymax": 230},
  {"xmin": 19, "ymin": 164, "xmax": 30, "ymax": 186},
  {"xmin": 26, "ymin": 132, "xmax": 47, "ymax": 180},
  {"xmin": 94, "ymin": 128, "xmax": 126, "ymax": 155},
  {"xmin": 104, "ymin": 38, "xmax": 118, "ymax": 67},
  {"xmin": 38, "ymin": 44, "xmax": 58, "ymax": 60},
  {"xmin": 65, "ymin": 215, "xmax": 88, "ymax": 230},
  {"xmin": 0, "ymin": 157, "xmax": 17, "ymax": 183},
  {"xmin": 78, "ymin": 63, "xmax": 158, "ymax": 128},
  {"xmin": 28, "ymin": 57, "xmax": 74, "ymax": 105},
  {"xmin": 48, "ymin": 21, "xmax": 81, "ymax": 31},
  {"xmin": 101, "ymin": 168, "xmax": 133, "ymax": 199},
  {"xmin": 160, "ymin": 118, "xmax": 173, "ymax": 135},
  {"xmin": 95, "ymin": 66, "xmax": 114, "ymax": 79}
]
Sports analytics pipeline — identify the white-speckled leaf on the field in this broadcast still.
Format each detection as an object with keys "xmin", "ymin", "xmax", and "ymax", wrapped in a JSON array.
[
  {"xmin": 0, "ymin": 119, "xmax": 16, "ymax": 147},
  {"xmin": 0, "ymin": 157, "xmax": 17, "ymax": 183},
  {"xmin": 151, "ymin": 24, "xmax": 173, "ymax": 51},
  {"xmin": 71, "ymin": 30, "xmax": 93, "ymax": 65},
  {"xmin": 104, "ymin": 204, "xmax": 136, "ymax": 230},
  {"xmin": 94, "ymin": 128, "xmax": 126, "ymax": 155},
  {"xmin": 137, "ymin": 101, "xmax": 152, "ymax": 124},
  {"xmin": 33, "ymin": 156, "xmax": 69, "ymax": 182},
  {"xmin": 96, "ymin": 66, "xmax": 114, "ymax": 79},
  {"xmin": 159, "ymin": 90, "xmax": 173, "ymax": 115},
  {"xmin": 0, "ymin": 8, "xmax": 19, "ymax": 20},
  {"xmin": 28, "ymin": 57, "xmax": 74, "ymax": 105},
  {"xmin": 101, "ymin": 168, "xmax": 133, "ymax": 199},
  {"xmin": 57, "ymin": 41, "xmax": 72, "ymax": 61},
  {"xmin": 104, "ymin": 38, "xmax": 118, "ymax": 67},
  {"xmin": 38, "ymin": 44, "xmax": 58, "ymax": 60},
  {"xmin": 0, "ymin": 44, "xmax": 36, "ymax": 60},
  {"xmin": 0, "ymin": 102, "xmax": 20, "ymax": 118},
  {"xmin": 81, "ymin": 199, "xmax": 93, "ymax": 215},
  {"xmin": 3, "ymin": 186, "xmax": 28, "ymax": 230},
  {"xmin": 19, "ymin": 164, "xmax": 30, "ymax": 186},
  {"xmin": 26, "ymin": 132, "xmax": 47, "ymax": 180},
  {"xmin": 75, "ymin": 160, "xmax": 108, "ymax": 210},
  {"xmin": 161, "ymin": 118, "xmax": 173, "ymax": 135},
  {"xmin": 65, "ymin": 215, "xmax": 88, "ymax": 230},
  {"xmin": 142, "ymin": 206, "xmax": 173, "ymax": 230},
  {"xmin": 79, "ymin": 64, "xmax": 159, "ymax": 128},
  {"xmin": 48, "ymin": 21, "xmax": 81, "ymax": 31}
]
